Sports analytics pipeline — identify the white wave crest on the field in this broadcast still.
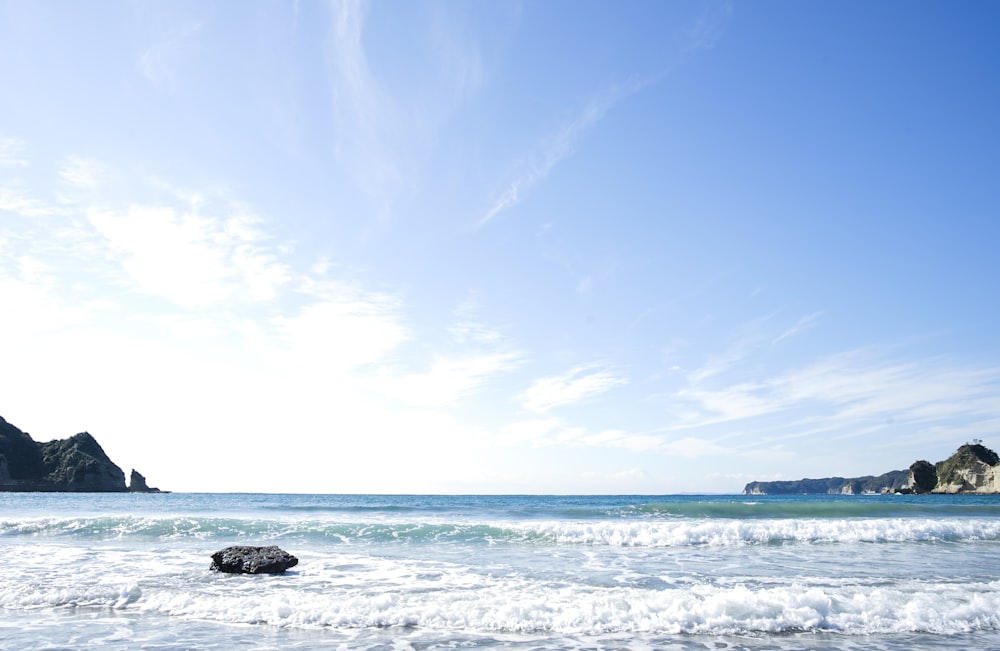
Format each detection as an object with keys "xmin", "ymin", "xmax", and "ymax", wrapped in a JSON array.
[
  {"xmin": 515, "ymin": 518, "xmax": 1000, "ymax": 546},
  {"xmin": 121, "ymin": 578, "xmax": 1000, "ymax": 635}
]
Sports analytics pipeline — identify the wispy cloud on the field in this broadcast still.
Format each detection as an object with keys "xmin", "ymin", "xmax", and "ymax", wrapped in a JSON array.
[
  {"xmin": 448, "ymin": 295, "xmax": 507, "ymax": 345},
  {"xmin": 373, "ymin": 351, "xmax": 523, "ymax": 407},
  {"xmin": 328, "ymin": 0, "xmax": 399, "ymax": 199},
  {"xmin": 654, "ymin": 310, "xmax": 1000, "ymax": 461},
  {"xmin": 273, "ymin": 281, "xmax": 409, "ymax": 371},
  {"xmin": 580, "ymin": 467, "xmax": 651, "ymax": 484},
  {"xmin": 326, "ymin": 0, "xmax": 483, "ymax": 212},
  {"xmin": 684, "ymin": 2, "xmax": 734, "ymax": 53},
  {"xmin": 520, "ymin": 363, "xmax": 628, "ymax": 413},
  {"xmin": 477, "ymin": 3, "xmax": 733, "ymax": 229},
  {"xmin": 59, "ymin": 157, "xmax": 106, "ymax": 190},
  {"xmin": 492, "ymin": 416, "xmax": 665, "ymax": 454},
  {"xmin": 0, "ymin": 185, "xmax": 68, "ymax": 218},
  {"xmin": 687, "ymin": 312, "xmax": 781, "ymax": 383},
  {"xmin": 671, "ymin": 348, "xmax": 1000, "ymax": 440},
  {"xmin": 479, "ymin": 81, "xmax": 646, "ymax": 226},
  {"xmin": 139, "ymin": 21, "xmax": 204, "ymax": 92},
  {"xmin": 370, "ymin": 299, "xmax": 522, "ymax": 406},
  {"xmin": 0, "ymin": 135, "xmax": 29, "ymax": 167},
  {"xmin": 428, "ymin": 5, "xmax": 484, "ymax": 109},
  {"xmin": 772, "ymin": 311, "xmax": 822, "ymax": 345}
]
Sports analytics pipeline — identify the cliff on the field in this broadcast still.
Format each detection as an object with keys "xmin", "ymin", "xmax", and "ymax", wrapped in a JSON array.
[
  {"xmin": 743, "ymin": 443, "xmax": 1000, "ymax": 495},
  {"xmin": 0, "ymin": 415, "xmax": 159, "ymax": 492},
  {"xmin": 743, "ymin": 470, "xmax": 909, "ymax": 496},
  {"xmin": 916, "ymin": 443, "xmax": 1000, "ymax": 494}
]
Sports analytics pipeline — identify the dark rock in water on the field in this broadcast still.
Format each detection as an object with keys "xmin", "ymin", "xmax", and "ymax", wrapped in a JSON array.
[
  {"xmin": 210, "ymin": 545, "xmax": 299, "ymax": 574},
  {"xmin": 128, "ymin": 469, "xmax": 161, "ymax": 492}
]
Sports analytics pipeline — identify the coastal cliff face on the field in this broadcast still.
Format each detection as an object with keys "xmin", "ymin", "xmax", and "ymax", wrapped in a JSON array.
[
  {"xmin": 743, "ymin": 471, "xmax": 909, "ymax": 496},
  {"xmin": 39, "ymin": 432, "xmax": 126, "ymax": 491},
  {"xmin": 0, "ymin": 415, "xmax": 152, "ymax": 492},
  {"xmin": 744, "ymin": 443, "xmax": 1000, "ymax": 495},
  {"xmin": 915, "ymin": 444, "xmax": 1000, "ymax": 494}
]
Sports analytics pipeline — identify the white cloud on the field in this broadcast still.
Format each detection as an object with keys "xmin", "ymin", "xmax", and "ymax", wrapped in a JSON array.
[
  {"xmin": 370, "ymin": 299, "xmax": 522, "ymax": 406},
  {"xmin": 495, "ymin": 417, "xmax": 562, "ymax": 446},
  {"xmin": 490, "ymin": 416, "xmax": 671, "ymax": 455},
  {"xmin": 373, "ymin": 351, "xmax": 522, "ymax": 407},
  {"xmin": 0, "ymin": 135, "xmax": 28, "ymax": 167},
  {"xmin": 578, "ymin": 467, "xmax": 652, "ymax": 490},
  {"xmin": 521, "ymin": 363, "xmax": 628, "ymax": 413},
  {"xmin": 448, "ymin": 296, "xmax": 508, "ymax": 345},
  {"xmin": 0, "ymin": 185, "xmax": 67, "ymax": 217},
  {"xmin": 274, "ymin": 284, "xmax": 409, "ymax": 371},
  {"xmin": 660, "ymin": 436, "xmax": 729, "ymax": 458},
  {"xmin": 448, "ymin": 320, "xmax": 505, "ymax": 346},
  {"xmin": 87, "ymin": 203, "xmax": 290, "ymax": 309},
  {"xmin": 0, "ymin": 276, "xmax": 94, "ymax": 338}
]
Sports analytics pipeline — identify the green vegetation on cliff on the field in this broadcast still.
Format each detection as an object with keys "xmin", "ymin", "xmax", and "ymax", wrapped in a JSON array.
[
  {"xmin": 743, "ymin": 470, "xmax": 909, "ymax": 495},
  {"xmin": 935, "ymin": 444, "xmax": 998, "ymax": 488},
  {"xmin": 744, "ymin": 442, "xmax": 1000, "ymax": 495},
  {"xmin": 0, "ymin": 416, "xmax": 45, "ymax": 480},
  {"xmin": 40, "ymin": 432, "xmax": 126, "ymax": 491},
  {"xmin": 0, "ymin": 415, "xmax": 128, "ymax": 492}
]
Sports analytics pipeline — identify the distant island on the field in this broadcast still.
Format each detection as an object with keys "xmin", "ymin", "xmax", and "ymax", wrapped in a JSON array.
[
  {"xmin": 0, "ymin": 415, "xmax": 162, "ymax": 492},
  {"xmin": 744, "ymin": 442, "xmax": 1000, "ymax": 495}
]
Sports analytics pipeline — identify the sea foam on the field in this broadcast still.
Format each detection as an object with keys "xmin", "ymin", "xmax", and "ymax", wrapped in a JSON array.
[
  {"xmin": 5, "ymin": 515, "xmax": 1000, "ymax": 546},
  {"xmin": 111, "ymin": 577, "xmax": 1000, "ymax": 635}
]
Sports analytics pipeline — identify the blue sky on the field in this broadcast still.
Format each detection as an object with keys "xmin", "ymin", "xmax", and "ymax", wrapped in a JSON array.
[{"xmin": 1, "ymin": 1, "xmax": 998, "ymax": 493}]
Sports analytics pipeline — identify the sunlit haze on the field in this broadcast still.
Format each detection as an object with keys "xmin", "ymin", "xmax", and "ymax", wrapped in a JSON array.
[{"xmin": 1, "ymin": 1, "xmax": 998, "ymax": 493}]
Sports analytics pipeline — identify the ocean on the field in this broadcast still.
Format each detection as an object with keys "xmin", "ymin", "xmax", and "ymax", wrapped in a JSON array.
[{"xmin": 2, "ymin": 493, "xmax": 1000, "ymax": 650}]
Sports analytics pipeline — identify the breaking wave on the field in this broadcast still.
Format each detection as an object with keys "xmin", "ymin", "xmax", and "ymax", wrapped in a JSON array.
[{"xmin": 5, "ymin": 515, "xmax": 1000, "ymax": 546}]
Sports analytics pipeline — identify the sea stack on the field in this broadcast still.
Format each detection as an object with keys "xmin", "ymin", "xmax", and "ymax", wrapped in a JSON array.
[{"xmin": 128, "ymin": 469, "xmax": 162, "ymax": 492}]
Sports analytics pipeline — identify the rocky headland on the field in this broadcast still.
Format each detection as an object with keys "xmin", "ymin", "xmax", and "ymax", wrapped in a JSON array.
[
  {"xmin": 0, "ymin": 415, "xmax": 161, "ymax": 492},
  {"xmin": 744, "ymin": 442, "xmax": 1000, "ymax": 495}
]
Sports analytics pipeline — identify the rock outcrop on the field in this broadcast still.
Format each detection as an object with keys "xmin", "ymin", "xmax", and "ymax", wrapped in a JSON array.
[
  {"xmin": 743, "ymin": 470, "xmax": 909, "ymax": 496},
  {"xmin": 210, "ymin": 546, "xmax": 299, "ymax": 574},
  {"xmin": 0, "ymin": 415, "xmax": 46, "ymax": 482},
  {"xmin": 0, "ymin": 415, "xmax": 159, "ymax": 492},
  {"xmin": 907, "ymin": 459, "xmax": 938, "ymax": 493},
  {"xmin": 924, "ymin": 443, "xmax": 1000, "ymax": 494},
  {"xmin": 128, "ymin": 469, "xmax": 161, "ymax": 493},
  {"xmin": 39, "ymin": 432, "xmax": 126, "ymax": 492},
  {"xmin": 744, "ymin": 442, "xmax": 1000, "ymax": 495}
]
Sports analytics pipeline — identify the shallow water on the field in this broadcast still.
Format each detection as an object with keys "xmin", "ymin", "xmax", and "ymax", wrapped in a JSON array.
[{"xmin": 2, "ymin": 493, "xmax": 1000, "ymax": 649}]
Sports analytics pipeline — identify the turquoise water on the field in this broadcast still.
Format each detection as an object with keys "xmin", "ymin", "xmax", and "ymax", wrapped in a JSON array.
[{"xmin": 2, "ymin": 493, "xmax": 1000, "ymax": 649}]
